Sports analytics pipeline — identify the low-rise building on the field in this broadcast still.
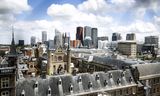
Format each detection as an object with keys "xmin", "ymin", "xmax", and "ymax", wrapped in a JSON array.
[{"xmin": 118, "ymin": 41, "xmax": 137, "ymax": 58}]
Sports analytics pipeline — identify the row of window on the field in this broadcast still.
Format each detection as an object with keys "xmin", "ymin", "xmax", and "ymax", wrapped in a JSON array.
[{"xmin": 110, "ymin": 87, "xmax": 136, "ymax": 96}]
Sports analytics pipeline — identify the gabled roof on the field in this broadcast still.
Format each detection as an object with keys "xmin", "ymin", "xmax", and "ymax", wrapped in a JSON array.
[
  {"xmin": 54, "ymin": 46, "xmax": 64, "ymax": 54},
  {"xmin": 1, "ymin": 58, "xmax": 8, "ymax": 64}
]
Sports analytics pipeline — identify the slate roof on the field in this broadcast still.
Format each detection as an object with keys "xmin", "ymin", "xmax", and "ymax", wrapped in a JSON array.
[
  {"xmin": 16, "ymin": 69, "xmax": 137, "ymax": 96},
  {"xmin": 132, "ymin": 63, "xmax": 160, "ymax": 80}
]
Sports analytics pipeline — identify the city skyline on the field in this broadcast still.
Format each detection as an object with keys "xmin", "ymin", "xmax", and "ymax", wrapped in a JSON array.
[{"xmin": 0, "ymin": 0, "xmax": 160, "ymax": 44}]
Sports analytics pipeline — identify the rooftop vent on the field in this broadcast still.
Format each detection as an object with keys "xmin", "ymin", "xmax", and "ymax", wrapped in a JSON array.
[{"xmin": 104, "ymin": 80, "xmax": 108, "ymax": 87}]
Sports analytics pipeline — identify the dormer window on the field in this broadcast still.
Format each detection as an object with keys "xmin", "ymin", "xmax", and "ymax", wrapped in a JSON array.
[
  {"xmin": 69, "ymin": 84, "xmax": 73, "ymax": 92},
  {"xmin": 109, "ymin": 73, "xmax": 112, "ymax": 78},
  {"xmin": 104, "ymin": 80, "xmax": 108, "ymax": 86},
  {"xmin": 21, "ymin": 90, "xmax": 25, "ymax": 96},
  {"xmin": 129, "ymin": 77, "xmax": 133, "ymax": 83},
  {"xmin": 58, "ymin": 79, "xmax": 62, "ymax": 85},
  {"xmin": 121, "ymin": 71, "xmax": 125, "ymax": 77},
  {"xmin": 117, "ymin": 78, "xmax": 121, "ymax": 85},
  {"xmin": 95, "ymin": 74, "xmax": 100, "ymax": 80},
  {"xmin": 48, "ymin": 87, "xmax": 51, "ymax": 94},
  {"xmin": 48, "ymin": 90, "xmax": 51, "ymax": 94},
  {"xmin": 77, "ymin": 76, "xmax": 82, "ymax": 83},
  {"xmin": 34, "ymin": 81, "xmax": 38, "ymax": 88},
  {"xmin": 88, "ymin": 82, "xmax": 92, "ymax": 89}
]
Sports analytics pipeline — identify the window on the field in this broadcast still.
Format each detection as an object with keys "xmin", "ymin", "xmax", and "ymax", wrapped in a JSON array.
[
  {"xmin": 153, "ymin": 78, "xmax": 156, "ymax": 84},
  {"xmin": 1, "ymin": 77, "xmax": 9, "ymax": 88},
  {"xmin": 120, "ymin": 89, "xmax": 122, "ymax": 95},
  {"xmin": 157, "ymin": 87, "xmax": 159, "ymax": 92},
  {"xmin": 58, "ymin": 56, "xmax": 62, "ymax": 61},
  {"xmin": 1, "ymin": 91, "xmax": 9, "ymax": 96},
  {"xmin": 30, "ymin": 65, "xmax": 33, "ymax": 68}
]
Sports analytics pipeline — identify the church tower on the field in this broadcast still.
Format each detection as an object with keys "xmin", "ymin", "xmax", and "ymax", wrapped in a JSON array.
[{"xmin": 0, "ymin": 27, "xmax": 18, "ymax": 96}]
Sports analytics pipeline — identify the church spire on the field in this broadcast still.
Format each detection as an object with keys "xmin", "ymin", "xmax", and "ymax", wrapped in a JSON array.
[
  {"xmin": 10, "ymin": 26, "xmax": 16, "ymax": 54},
  {"xmin": 11, "ymin": 26, "xmax": 15, "ymax": 45}
]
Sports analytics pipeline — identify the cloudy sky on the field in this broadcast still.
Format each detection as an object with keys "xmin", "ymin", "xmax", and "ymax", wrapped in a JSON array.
[{"xmin": 0, "ymin": 0, "xmax": 160, "ymax": 44}]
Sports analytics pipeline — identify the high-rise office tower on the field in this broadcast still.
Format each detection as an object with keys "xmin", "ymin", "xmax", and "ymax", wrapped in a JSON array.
[
  {"xmin": 84, "ymin": 26, "xmax": 92, "ymax": 38},
  {"xmin": 91, "ymin": 28, "xmax": 98, "ymax": 48},
  {"xmin": 112, "ymin": 33, "xmax": 122, "ymax": 41},
  {"xmin": 76, "ymin": 26, "xmax": 83, "ymax": 45},
  {"xmin": 31, "ymin": 36, "xmax": 36, "ymax": 46},
  {"xmin": 126, "ymin": 33, "xmax": 136, "ymax": 40},
  {"xmin": 54, "ymin": 29, "xmax": 62, "ymax": 48},
  {"xmin": 42, "ymin": 31, "xmax": 47, "ymax": 42}
]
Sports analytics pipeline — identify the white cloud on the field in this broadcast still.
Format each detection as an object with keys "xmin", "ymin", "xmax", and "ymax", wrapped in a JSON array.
[
  {"xmin": 0, "ymin": 0, "xmax": 160, "ymax": 44},
  {"xmin": 47, "ymin": 2, "xmax": 114, "ymax": 40},
  {"xmin": 0, "ymin": 0, "xmax": 31, "ymax": 44},
  {"xmin": 0, "ymin": 0, "xmax": 31, "ymax": 14}
]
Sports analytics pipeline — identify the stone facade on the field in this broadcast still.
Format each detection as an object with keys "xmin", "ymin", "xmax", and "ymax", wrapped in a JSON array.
[{"xmin": 47, "ymin": 47, "xmax": 67, "ymax": 75}]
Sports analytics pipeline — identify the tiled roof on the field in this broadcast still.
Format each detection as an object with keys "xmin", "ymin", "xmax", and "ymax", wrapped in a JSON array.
[{"xmin": 16, "ymin": 69, "xmax": 136, "ymax": 96}]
